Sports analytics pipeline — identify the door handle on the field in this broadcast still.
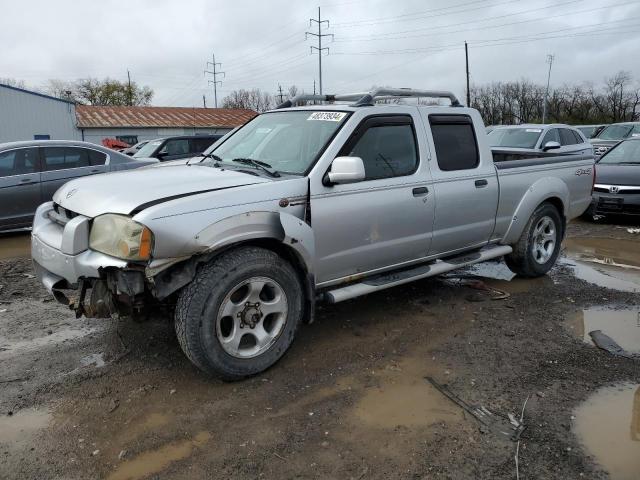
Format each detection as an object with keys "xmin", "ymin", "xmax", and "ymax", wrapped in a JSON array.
[
  {"xmin": 90, "ymin": 169, "xmax": 101, "ymax": 173},
  {"xmin": 475, "ymin": 179, "xmax": 488, "ymax": 188},
  {"xmin": 20, "ymin": 178, "xmax": 34, "ymax": 184},
  {"xmin": 412, "ymin": 186, "xmax": 429, "ymax": 196}
]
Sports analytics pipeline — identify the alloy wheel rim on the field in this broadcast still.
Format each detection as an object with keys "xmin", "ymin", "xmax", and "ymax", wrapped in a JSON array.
[
  {"xmin": 531, "ymin": 216, "xmax": 557, "ymax": 264},
  {"xmin": 216, "ymin": 276, "xmax": 288, "ymax": 359}
]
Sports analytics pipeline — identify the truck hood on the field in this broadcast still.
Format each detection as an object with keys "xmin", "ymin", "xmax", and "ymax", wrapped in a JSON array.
[
  {"xmin": 53, "ymin": 163, "xmax": 268, "ymax": 218},
  {"xmin": 595, "ymin": 163, "xmax": 640, "ymax": 185}
]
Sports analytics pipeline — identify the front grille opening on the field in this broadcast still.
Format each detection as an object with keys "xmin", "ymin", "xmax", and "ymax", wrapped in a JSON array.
[{"xmin": 53, "ymin": 203, "xmax": 79, "ymax": 220}]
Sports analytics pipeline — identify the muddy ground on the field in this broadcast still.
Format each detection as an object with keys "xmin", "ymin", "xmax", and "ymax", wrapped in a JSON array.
[{"xmin": 0, "ymin": 218, "xmax": 639, "ymax": 480}]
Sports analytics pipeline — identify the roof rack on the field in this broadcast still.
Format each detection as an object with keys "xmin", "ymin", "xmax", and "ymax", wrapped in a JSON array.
[{"xmin": 276, "ymin": 87, "xmax": 461, "ymax": 109}]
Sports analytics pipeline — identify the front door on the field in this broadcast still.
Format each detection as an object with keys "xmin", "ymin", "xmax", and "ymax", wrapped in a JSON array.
[
  {"xmin": 311, "ymin": 114, "xmax": 435, "ymax": 285},
  {"xmin": 0, "ymin": 148, "xmax": 41, "ymax": 229},
  {"xmin": 423, "ymin": 112, "xmax": 499, "ymax": 255}
]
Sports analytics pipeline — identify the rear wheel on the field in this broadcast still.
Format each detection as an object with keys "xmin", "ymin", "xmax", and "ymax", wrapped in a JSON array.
[
  {"xmin": 175, "ymin": 247, "xmax": 303, "ymax": 380},
  {"xmin": 505, "ymin": 202, "xmax": 563, "ymax": 278}
]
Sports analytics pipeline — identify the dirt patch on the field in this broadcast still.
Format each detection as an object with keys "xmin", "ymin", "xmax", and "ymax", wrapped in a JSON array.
[{"xmin": 0, "ymin": 233, "xmax": 30, "ymax": 260}]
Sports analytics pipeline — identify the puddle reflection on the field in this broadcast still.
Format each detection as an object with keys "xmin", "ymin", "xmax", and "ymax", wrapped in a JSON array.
[
  {"xmin": 0, "ymin": 233, "xmax": 30, "ymax": 260},
  {"xmin": 574, "ymin": 383, "xmax": 640, "ymax": 480},
  {"xmin": 569, "ymin": 308, "xmax": 640, "ymax": 354}
]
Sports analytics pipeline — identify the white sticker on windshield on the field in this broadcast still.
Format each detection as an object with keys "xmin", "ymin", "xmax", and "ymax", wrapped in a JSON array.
[
  {"xmin": 526, "ymin": 128, "xmax": 543, "ymax": 133},
  {"xmin": 307, "ymin": 112, "xmax": 347, "ymax": 122},
  {"xmin": 631, "ymin": 133, "xmax": 640, "ymax": 137}
]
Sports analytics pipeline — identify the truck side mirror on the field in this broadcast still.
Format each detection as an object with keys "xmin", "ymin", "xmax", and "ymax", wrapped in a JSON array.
[
  {"xmin": 542, "ymin": 141, "xmax": 561, "ymax": 152},
  {"xmin": 327, "ymin": 156, "xmax": 366, "ymax": 184}
]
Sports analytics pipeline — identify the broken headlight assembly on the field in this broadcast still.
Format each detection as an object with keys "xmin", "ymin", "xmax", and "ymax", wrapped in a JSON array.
[{"xmin": 89, "ymin": 214, "xmax": 153, "ymax": 261}]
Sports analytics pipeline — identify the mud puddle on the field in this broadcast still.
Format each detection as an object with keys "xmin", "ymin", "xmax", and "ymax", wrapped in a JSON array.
[
  {"xmin": 107, "ymin": 431, "xmax": 211, "ymax": 480},
  {"xmin": 562, "ymin": 238, "xmax": 640, "ymax": 293},
  {"xmin": 568, "ymin": 307, "xmax": 640, "ymax": 354},
  {"xmin": 354, "ymin": 354, "xmax": 462, "ymax": 429},
  {"xmin": 573, "ymin": 383, "xmax": 640, "ymax": 480},
  {"xmin": 0, "ymin": 233, "xmax": 31, "ymax": 260},
  {"xmin": 0, "ymin": 407, "xmax": 52, "ymax": 450}
]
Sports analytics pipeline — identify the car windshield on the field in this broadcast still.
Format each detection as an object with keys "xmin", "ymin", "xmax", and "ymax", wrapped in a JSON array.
[
  {"xmin": 576, "ymin": 126, "xmax": 595, "ymax": 138},
  {"xmin": 598, "ymin": 140, "xmax": 640, "ymax": 165},
  {"xmin": 207, "ymin": 110, "xmax": 350, "ymax": 174},
  {"xmin": 133, "ymin": 140, "xmax": 162, "ymax": 158},
  {"xmin": 487, "ymin": 127, "xmax": 542, "ymax": 149},
  {"xmin": 596, "ymin": 124, "xmax": 633, "ymax": 141}
]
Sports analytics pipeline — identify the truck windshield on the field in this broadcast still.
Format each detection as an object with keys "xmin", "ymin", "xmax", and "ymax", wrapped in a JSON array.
[
  {"xmin": 207, "ymin": 110, "xmax": 350, "ymax": 174},
  {"xmin": 598, "ymin": 140, "xmax": 640, "ymax": 165},
  {"xmin": 596, "ymin": 124, "xmax": 633, "ymax": 141},
  {"xmin": 487, "ymin": 128, "xmax": 542, "ymax": 149}
]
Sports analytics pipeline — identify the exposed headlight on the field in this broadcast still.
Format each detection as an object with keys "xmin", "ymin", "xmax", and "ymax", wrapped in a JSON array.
[{"xmin": 89, "ymin": 214, "xmax": 153, "ymax": 261}]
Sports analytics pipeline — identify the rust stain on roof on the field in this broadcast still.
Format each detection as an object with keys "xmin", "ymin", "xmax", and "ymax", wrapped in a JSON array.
[{"xmin": 76, "ymin": 105, "xmax": 257, "ymax": 129}]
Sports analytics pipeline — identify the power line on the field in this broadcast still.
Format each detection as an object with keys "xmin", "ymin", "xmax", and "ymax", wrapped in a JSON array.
[
  {"xmin": 204, "ymin": 53, "xmax": 225, "ymax": 108},
  {"xmin": 306, "ymin": 6, "xmax": 333, "ymax": 95}
]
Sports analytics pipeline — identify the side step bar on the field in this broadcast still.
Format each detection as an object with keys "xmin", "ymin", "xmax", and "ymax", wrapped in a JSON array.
[{"xmin": 324, "ymin": 245, "xmax": 513, "ymax": 304}]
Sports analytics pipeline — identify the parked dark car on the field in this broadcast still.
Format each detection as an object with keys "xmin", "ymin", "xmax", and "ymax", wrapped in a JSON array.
[
  {"xmin": 574, "ymin": 124, "xmax": 607, "ymax": 139},
  {"xmin": 133, "ymin": 135, "xmax": 222, "ymax": 162},
  {"xmin": 590, "ymin": 122, "xmax": 640, "ymax": 158},
  {"xmin": 121, "ymin": 140, "xmax": 149, "ymax": 156},
  {"xmin": 587, "ymin": 137, "xmax": 640, "ymax": 217},
  {"xmin": 0, "ymin": 140, "xmax": 157, "ymax": 231}
]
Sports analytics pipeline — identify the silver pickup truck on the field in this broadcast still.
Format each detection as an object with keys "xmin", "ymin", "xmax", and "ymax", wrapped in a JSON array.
[{"xmin": 31, "ymin": 88, "xmax": 595, "ymax": 379}]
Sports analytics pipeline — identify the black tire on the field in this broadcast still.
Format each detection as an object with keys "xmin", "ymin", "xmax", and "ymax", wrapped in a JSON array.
[
  {"xmin": 175, "ymin": 247, "xmax": 303, "ymax": 380},
  {"xmin": 505, "ymin": 202, "xmax": 563, "ymax": 278}
]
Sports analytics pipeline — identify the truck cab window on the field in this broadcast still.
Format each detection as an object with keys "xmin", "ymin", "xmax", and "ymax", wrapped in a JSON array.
[
  {"xmin": 348, "ymin": 124, "xmax": 418, "ymax": 180},
  {"xmin": 429, "ymin": 115, "xmax": 479, "ymax": 171}
]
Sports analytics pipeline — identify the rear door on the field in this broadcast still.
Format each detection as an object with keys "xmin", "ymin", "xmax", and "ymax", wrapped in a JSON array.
[
  {"xmin": 559, "ymin": 128, "xmax": 590, "ymax": 155},
  {"xmin": 40, "ymin": 146, "xmax": 103, "ymax": 201},
  {"xmin": 423, "ymin": 112, "xmax": 499, "ymax": 255},
  {"xmin": 0, "ymin": 148, "xmax": 41, "ymax": 229}
]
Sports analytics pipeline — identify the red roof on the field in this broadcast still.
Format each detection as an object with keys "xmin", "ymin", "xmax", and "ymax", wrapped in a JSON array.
[{"xmin": 75, "ymin": 105, "xmax": 257, "ymax": 129}]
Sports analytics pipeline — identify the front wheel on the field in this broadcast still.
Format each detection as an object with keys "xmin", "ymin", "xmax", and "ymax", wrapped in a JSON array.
[
  {"xmin": 505, "ymin": 202, "xmax": 563, "ymax": 278},
  {"xmin": 175, "ymin": 247, "xmax": 303, "ymax": 380}
]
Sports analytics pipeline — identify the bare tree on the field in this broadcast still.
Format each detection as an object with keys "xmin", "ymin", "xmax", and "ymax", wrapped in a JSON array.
[
  {"xmin": 44, "ymin": 77, "xmax": 153, "ymax": 106},
  {"xmin": 222, "ymin": 89, "xmax": 274, "ymax": 112},
  {"xmin": 0, "ymin": 77, "xmax": 27, "ymax": 89}
]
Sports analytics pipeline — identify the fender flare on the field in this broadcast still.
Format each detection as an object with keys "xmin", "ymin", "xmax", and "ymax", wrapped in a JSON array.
[{"xmin": 501, "ymin": 176, "xmax": 569, "ymax": 245}]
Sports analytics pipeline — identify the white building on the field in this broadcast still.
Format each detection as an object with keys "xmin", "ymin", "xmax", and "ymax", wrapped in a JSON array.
[{"xmin": 0, "ymin": 83, "xmax": 81, "ymax": 143}]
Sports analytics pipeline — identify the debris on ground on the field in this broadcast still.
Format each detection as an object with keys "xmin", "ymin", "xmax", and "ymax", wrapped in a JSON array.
[
  {"xmin": 627, "ymin": 228, "xmax": 640, "ymax": 234},
  {"xmin": 425, "ymin": 377, "xmax": 526, "ymax": 441},
  {"xmin": 589, "ymin": 330, "xmax": 638, "ymax": 360}
]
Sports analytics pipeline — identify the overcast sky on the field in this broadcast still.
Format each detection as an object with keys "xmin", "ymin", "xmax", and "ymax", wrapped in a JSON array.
[{"xmin": 1, "ymin": 0, "xmax": 639, "ymax": 107}]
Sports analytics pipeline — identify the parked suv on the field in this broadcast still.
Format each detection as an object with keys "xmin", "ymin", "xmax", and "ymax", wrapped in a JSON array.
[
  {"xmin": 488, "ymin": 124, "xmax": 592, "ymax": 160},
  {"xmin": 0, "ymin": 140, "xmax": 157, "ymax": 231},
  {"xmin": 32, "ymin": 88, "xmax": 594, "ymax": 379},
  {"xmin": 591, "ymin": 122, "xmax": 640, "ymax": 158},
  {"xmin": 133, "ymin": 135, "xmax": 222, "ymax": 162}
]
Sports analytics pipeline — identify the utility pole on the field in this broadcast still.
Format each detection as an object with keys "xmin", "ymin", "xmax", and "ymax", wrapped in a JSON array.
[
  {"xmin": 203, "ymin": 95, "xmax": 207, "ymax": 108},
  {"xmin": 306, "ymin": 7, "xmax": 333, "ymax": 95},
  {"xmin": 204, "ymin": 53, "xmax": 225, "ymax": 108},
  {"xmin": 542, "ymin": 54, "xmax": 555, "ymax": 123},
  {"xmin": 276, "ymin": 84, "xmax": 285, "ymax": 103},
  {"xmin": 127, "ymin": 70, "xmax": 133, "ymax": 106},
  {"xmin": 465, "ymin": 42, "xmax": 470, "ymax": 106}
]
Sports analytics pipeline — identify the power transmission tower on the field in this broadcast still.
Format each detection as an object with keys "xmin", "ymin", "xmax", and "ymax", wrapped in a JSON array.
[
  {"xmin": 306, "ymin": 7, "xmax": 333, "ymax": 95},
  {"xmin": 204, "ymin": 53, "xmax": 225, "ymax": 108},
  {"xmin": 276, "ymin": 84, "xmax": 285, "ymax": 103},
  {"xmin": 464, "ymin": 42, "xmax": 470, "ymax": 106},
  {"xmin": 542, "ymin": 54, "xmax": 555, "ymax": 123}
]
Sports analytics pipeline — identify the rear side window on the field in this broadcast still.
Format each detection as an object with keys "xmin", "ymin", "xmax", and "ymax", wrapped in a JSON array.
[
  {"xmin": 161, "ymin": 139, "xmax": 190, "ymax": 156},
  {"xmin": 345, "ymin": 119, "xmax": 418, "ymax": 180},
  {"xmin": 571, "ymin": 130, "xmax": 584, "ymax": 143},
  {"xmin": 43, "ymin": 147, "xmax": 90, "ymax": 171},
  {"xmin": 429, "ymin": 115, "xmax": 479, "ymax": 171},
  {"xmin": 88, "ymin": 149, "xmax": 107, "ymax": 166},
  {"xmin": 0, "ymin": 148, "xmax": 39, "ymax": 177},
  {"xmin": 560, "ymin": 129, "xmax": 578, "ymax": 146}
]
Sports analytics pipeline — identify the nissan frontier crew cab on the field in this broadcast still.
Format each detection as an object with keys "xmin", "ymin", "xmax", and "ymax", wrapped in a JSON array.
[{"xmin": 31, "ymin": 88, "xmax": 595, "ymax": 380}]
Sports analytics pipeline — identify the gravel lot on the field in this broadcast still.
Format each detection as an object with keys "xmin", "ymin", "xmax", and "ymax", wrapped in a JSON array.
[{"xmin": 0, "ymin": 218, "xmax": 638, "ymax": 480}]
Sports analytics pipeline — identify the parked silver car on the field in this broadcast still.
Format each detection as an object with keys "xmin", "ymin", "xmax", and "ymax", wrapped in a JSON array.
[
  {"xmin": 488, "ymin": 124, "xmax": 592, "ymax": 160},
  {"xmin": 590, "ymin": 122, "xmax": 640, "ymax": 158},
  {"xmin": 0, "ymin": 140, "xmax": 157, "ymax": 231},
  {"xmin": 32, "ymin": 88, "xmax": 594, "ymax": 379}
]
